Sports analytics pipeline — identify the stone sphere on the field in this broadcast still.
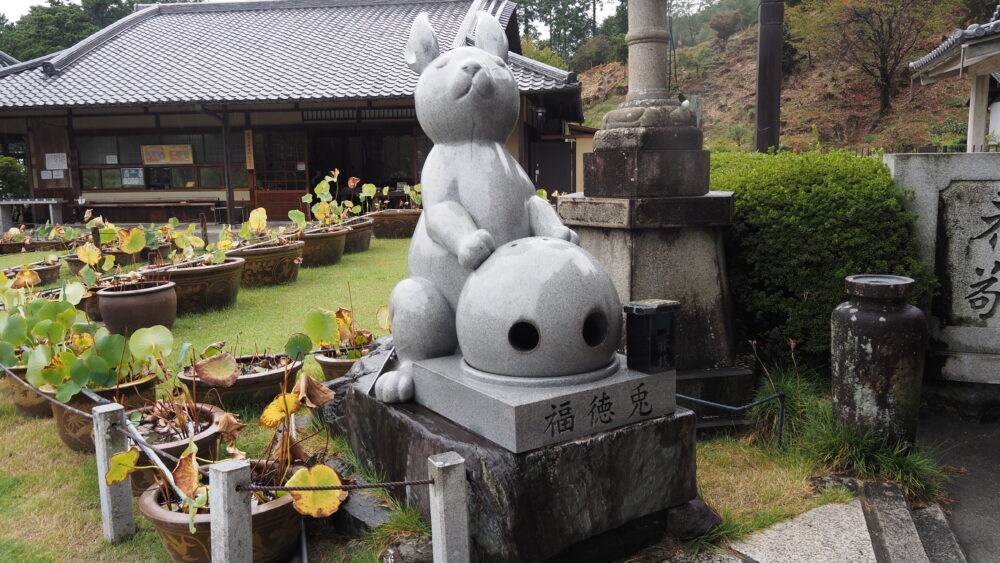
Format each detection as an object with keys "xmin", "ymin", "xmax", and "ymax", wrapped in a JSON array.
[{"xmin": 456, "ymin": 237, "xmax": 622, "ymax": 377}]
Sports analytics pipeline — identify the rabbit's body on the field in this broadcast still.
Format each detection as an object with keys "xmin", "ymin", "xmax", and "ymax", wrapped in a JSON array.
[{"xmin": 374, "ymin": 11, "xmax": 578, "ymax": 403}]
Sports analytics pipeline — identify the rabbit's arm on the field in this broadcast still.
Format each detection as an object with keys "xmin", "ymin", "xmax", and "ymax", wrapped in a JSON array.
[
  {"xmin": 426, "ymin": 200, "xmax": 496, "ymax": 270},
  {"xmin": 527, "ymin": 195, "xmax": 579, "ymax": 245}
]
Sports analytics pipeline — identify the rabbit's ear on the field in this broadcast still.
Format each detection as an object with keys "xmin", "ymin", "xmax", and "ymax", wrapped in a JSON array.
[
  {"xmin": 405, "ymin": 13, "xmax": 440, "ymax": 75},
  {"xmin": 474, "ymin": 12, "xmax": 508, "ymax": 63}
]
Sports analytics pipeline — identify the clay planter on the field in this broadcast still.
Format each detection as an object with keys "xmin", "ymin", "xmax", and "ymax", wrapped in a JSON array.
[
  {"xmin": 25, "ymin": 240, "xmax": 68, "ymax": 252},
  {"xmin": 372, "ymin": 209, "xmax": 421, "ymax": 239},
  {"xmin": 127, "ymin": 403, "xmax": 224, "ymax": 494},
  {"xmin": 300, "ymin": 227, "xmax": 348, "ymax": 267},
  {"xmin": 47, "ymin": 372, "xmax": 159, "ymax": 453},
  {"xmin": 98, "ymin": 281, "xmax": 177, "ymax": 335},
  {"xmin": 63, "ymin": 250, "xmax": 141, "ymax": 276},
  {"xmin": 78, "ymin": 291, "xmax": 102, "ymax": 321},
  {"xmin": 148, "ymin": 258, "xmax": 245, "ymax": 316},
  {"xmin": 227, "ymin": 241, "xmax": 304, "ymax": 287},
  {"xmin": 314, "ymin": 353, "xmax": 357, "ymax": 380},
  {"xmin": 343, "ymin": 218, "xmax": 374, "ymax": 253},
  {"xmin": 178, "ymin": 355, "xmax": 304, "ymax": 404},
  {"xmin": 5, "ymin": 366, "xmax": 51, "ymax": 418},
  {"xmin": 0, "ymin": 242, "xmax": 24, "ymax": 255},
  {"xmin": 139, "ymin": 460, "xmax": 299, "ymax": 563},
  {"xmin": 6, "ymin": 262, "xmax": 60, "ymax": 286}
]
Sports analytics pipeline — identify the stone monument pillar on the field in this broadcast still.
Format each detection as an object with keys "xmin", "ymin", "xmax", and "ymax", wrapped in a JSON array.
[{"xmin": 558, "ymin": 0, "xmax": 753, "ymax": 408}]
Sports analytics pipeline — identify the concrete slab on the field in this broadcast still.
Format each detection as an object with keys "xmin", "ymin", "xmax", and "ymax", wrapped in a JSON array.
[
  {"xmin": 729, "ymin": 501, "xmax": 876, "ymax": 563},
  {"xmin": 919, "ymin": 413, "xmax": 1000, "ymax": 563}
]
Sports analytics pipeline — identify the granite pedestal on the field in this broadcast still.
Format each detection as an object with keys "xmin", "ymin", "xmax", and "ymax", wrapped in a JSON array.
[{"xmin": 341, "ymin": 375, "xmax": 699, "ymax": 562}]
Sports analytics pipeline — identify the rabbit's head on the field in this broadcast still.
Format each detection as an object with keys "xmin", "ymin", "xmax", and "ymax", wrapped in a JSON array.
[{"xmin": 406, "ymin": 12, "xmax": 520, "ymax": 144}]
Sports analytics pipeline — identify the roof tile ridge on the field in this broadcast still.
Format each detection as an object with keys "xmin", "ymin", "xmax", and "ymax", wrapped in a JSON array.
[
  {"xmin": 510, "ymin": 52, "xmax": 576, "ymax": 84},
  {"xmin": 45, "ymin": 5, "xmax": 162, "ymax": 76},
  {"xmin": 145, "ymin": 0, "xmax": 469, "ymax": 14},
  {"xmin": 0, "ymin": 50, "xmax": 18, "ymax": 66},
  {"xmin": 0, "ymin": 51, "xmax": 64, "ymax": 78}
]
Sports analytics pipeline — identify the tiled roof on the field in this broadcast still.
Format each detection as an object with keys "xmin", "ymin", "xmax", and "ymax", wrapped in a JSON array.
[
  {"xmin": 911, "ymin": 4, "xmax": 1000, "ymax": 73},
  {"xmin": 0, "ymin": 51, "xmax": 17, "ymax": 68},
  {"xmin": 0, "ymin": 0, "xmax": 578, "ymax": 109}
]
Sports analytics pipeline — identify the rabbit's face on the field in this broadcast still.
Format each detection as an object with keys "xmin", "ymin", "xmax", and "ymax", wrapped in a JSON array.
[
  {"xmin": 414, "ymin": 46, "xmax": 519, "ymax": 144},
  {"xmin": 405, "ymin": 12, "xmax": 519, "ymax": 144}
]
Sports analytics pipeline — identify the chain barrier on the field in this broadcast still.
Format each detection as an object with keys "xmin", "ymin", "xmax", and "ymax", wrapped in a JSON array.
[{"xmin": 241, "ymin": 479, "xmax": 433, "ymax": 493}]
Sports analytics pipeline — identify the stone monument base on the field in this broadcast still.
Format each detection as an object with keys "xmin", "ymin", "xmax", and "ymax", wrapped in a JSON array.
[{"xmin": 340, "ymin": 377, "xmax": 702, "ymax": 562}]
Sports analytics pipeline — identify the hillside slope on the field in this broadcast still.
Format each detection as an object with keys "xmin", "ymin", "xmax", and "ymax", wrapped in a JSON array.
[{"xmin": 579, "ymin": 28, "xmax": 970, "ymax": 151}]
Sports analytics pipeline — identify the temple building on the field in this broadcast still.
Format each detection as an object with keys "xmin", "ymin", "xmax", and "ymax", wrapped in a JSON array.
[{"xmin": 0, "ymin": 0, "xmax": 586, "ymax": 223}]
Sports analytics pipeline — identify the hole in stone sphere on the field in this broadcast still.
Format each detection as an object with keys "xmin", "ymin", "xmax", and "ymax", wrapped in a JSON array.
[
  {"xmin": 508, "ymin": 321, "xmax": 539, "ymax": 351},
  {"xmin": 582, "ymin": 311, "xmax": 607, "ymax": 347}
]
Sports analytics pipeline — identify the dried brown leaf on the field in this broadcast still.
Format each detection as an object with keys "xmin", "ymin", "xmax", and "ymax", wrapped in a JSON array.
[
  {"xmin": 215, "ymin": 412, "xmax": 246, "ymax": 443},
  {"xmin": 294, "ymin": 372, "xmax": 336, "ymax": 409}
]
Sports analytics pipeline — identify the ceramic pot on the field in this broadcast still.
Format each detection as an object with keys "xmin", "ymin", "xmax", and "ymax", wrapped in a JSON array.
[
  {"xmin": 147, "ymin": 258, "xmax": 244, "ymax": 315},
  {"xmin": 126, "ymin": 403, "xmax": 224, "ymax": 494},
  {"xmin": 25, "ymin": 240, "xmax": 68, "ymax": 252},
  {"xmin": 372, "ymin": 209, "xmax": 421, "ymax": 239},
  {"xmin": 227, "ymin": 241, "xmax": 304, "ymax": 287},
  {"xmin": 78, "ymin": 291, "xmax": 102, "ymax": 321},
  {"xmin": 0, "ymin": 242, "xmax": 24, "ymax": 255},
  {"xmin": 314, "ymin": 354, "xmax": 357, "ymax": 380},
  {"xmin": 138, "ymin": 460, "xmax": 298, "ymax": 563},
  {"xmin": 177, "ymin": 355, "xmax": 304, "ymax": 404},
  {"xmin": 300, "ymin": 228, "xmax": 348, "ymax": 267},
  {"xmin": 5, "ymin": 366, "xmax": 51, "ymax": 418},
  {"xmin": 46, "ymin": 372, "xmax": 159, "ymax": 453},
  {"xmin": 98, "ymin": 281, "xmax": 177, "ymax": 335},
  {"xmin": 343, "ymin": 218, "xmax": 374, "ymax": 253},
  {"xmin": 6, "ymin": 262, "xmax": 61, "ymax": 286}
]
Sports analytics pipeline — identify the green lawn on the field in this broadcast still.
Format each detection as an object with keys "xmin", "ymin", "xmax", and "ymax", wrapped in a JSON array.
[{"xmin": 0, "ymin": 239, "xmax": 409, "ymax": 561}]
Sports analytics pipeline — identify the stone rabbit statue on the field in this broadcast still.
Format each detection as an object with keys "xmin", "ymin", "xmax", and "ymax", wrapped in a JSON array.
[{"xmin": 374, "ymin": 12, "xmax": 579, "ymax": 403}]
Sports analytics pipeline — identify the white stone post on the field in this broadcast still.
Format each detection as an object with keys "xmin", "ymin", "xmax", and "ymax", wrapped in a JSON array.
[
  {"xmin": 968, "ymin": 73, "xmax": 990, "ymax": 152},
  {"xmin": 209, "ymin": 459, "xmax": 252, "ymax": 563},
  {"xmin": 92, "ymin": 403, "xmax": 136, "ymax": 544},
  {"xmin": 428, "ymin": 451, "xmax": 469, "ymax": 562}
]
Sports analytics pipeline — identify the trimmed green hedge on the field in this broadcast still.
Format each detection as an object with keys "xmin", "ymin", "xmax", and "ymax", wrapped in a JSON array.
[{"xmin": 711, "ymin": 150, "xmax": 934, "ymax": 359}]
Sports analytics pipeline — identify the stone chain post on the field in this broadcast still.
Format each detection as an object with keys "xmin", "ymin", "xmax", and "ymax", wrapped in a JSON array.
[
  {"xmin": 428, "ymin": 451, "xmax": 469, "ymax": 562},
  {"xmin": 93, "ymin": 403, "xmax": 136, "ymax": 544},
  {"xmin": 210, "ymin": 459, "xmax": 253, "ymax": 563}
]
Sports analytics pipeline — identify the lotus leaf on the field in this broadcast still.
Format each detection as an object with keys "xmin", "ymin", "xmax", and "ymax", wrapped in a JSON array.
[
  {"xmin": 129, "ymin": 325, "xmax": 173, "ymax": 362},
  {"xmin": 284, "ymin": 465, "xmax": 347, "ymax": 517},
  {"xmin": 259, "ymin": 393, "xmax": 301, "ymax": 427},
  {"xmin": 192, "ymin": 353, "xmax": 239, "ymax": 387},
  {"xmin": 284, "ymin": 332, "xmax": 312, "ymax": 362},
  {"xmin": 105, "ymin": 447, "xmax": 141, "ymax": 486},
  {"xmin": 76, "ymin": 242, "xmax": 102, "ymax": 267}
]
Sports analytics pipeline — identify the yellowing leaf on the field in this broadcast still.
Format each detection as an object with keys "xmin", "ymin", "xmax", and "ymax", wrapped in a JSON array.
[
  {"xmin": 215, "ymin": 412, "xmax": 246, "ymax": 443},
  {"xmin": 284, "ymin": 465, "xmax": 348, "ymax": 517},
  {"xmin": 294, "ymin": 372, "xmax": 336, "ymax": 409},
  {"xmin": 117, "ymin": 227, "xmax": 146, "ymax": 254},
  {"xmin": 249, "ymin": 208, "xmax": 268, "ymax": 234},
  {"xmin": 76, "ymin": 242, "xmax": 102, "ymax": 267},
  {"xmin": 217, "ymin": 239, "xmax": 233, "ymax": 251},
  {"xmin": 11, "ymin": 270, "xmax": 40, "ymax": 289},
  {"xmin": 259, "ymin": 393, "xmax": 301, "ymax": 427},
  {"xmin": 375, "ymin": 304, "xmax": 392, "ymax": 332},
  {"xmin": 105, "ymin": 446, "xmax": 141, "ymax": 485},
  {"xmin": 172, "ymin": 448, "xmax": 200, "ymax": 499},
  {"xmin": 335, "ymin": 308, "xmax": 354, "ymax": 341},
  {"xmin": 71, "ymin": 333, "xmax": 94, "ymax": 353},
  {"xmin": 192, "ymin": 352, "xmax": 239, "ymax": 387}
]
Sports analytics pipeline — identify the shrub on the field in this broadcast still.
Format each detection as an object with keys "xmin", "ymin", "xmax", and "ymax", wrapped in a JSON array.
[
  {"xmin": 710, "ymin": 150, "xmax": 935, "ymax": 359},
  {"xmin": 709, "ymin": 10, "xmax": 742, "ymax": 42}
]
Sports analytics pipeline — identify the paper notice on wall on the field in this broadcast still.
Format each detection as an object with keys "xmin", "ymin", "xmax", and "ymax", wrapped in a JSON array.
[
  {"xmin": 106, "ymin": 155, "xmax": 118, "ymax": 165},
  {"xmin": 45, "ymin": 153, "xmax": 67, "ymax": 170},
  {"xmin": 40, "ymin": 170, "xmax": 53, "ymax": 180},
  {"xmin": 51, "ymin": 170, "xmax": 65, "ymax": 179}
]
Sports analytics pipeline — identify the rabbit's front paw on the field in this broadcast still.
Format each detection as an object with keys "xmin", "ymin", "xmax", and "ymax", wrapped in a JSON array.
[{"xmin": 458, "ymin": 229, "xmax": 496, "ymax": 270}]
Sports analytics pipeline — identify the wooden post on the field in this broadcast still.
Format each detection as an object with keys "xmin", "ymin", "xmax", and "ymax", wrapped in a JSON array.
[
  {"xmin": 93, "ymin": 403, "xmax": 136, "ymax": 543},
  {"xmin": 90, "ymin": 226, "xmax": 102, "ymax": 246},
  {"xmin": 969, "ymin": 74, "xmax": 990, "ymax": 153},
  {"xmin": 209, "ymin": 460, "xmax": 252, "ymax": 563},
  {"xmin": 427, "ymin": 452, "xmax": 469, "ymax": 562},
  {"xmin": 200, "ymin": 213, "xmax": 209, "ymax": 241}
]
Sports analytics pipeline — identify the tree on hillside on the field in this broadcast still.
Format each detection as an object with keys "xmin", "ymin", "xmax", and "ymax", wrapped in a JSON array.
[
  {"xmin": 791, "ymin": 0, "xmax": 951, "ymax": 117},
  {"xmin": 708, "ymin": 10, "xmax": 742, "ymax": 42},
  {"xmin": 961, "ymin": 0, "xmax": 998, "ymax": 24},
  {"xmin": 0, "ymin": 2, "xmax": 98, "ymax": 61},
  {"xmin": 521, "ymin": 34, "xmax": 569, "ymax": 70},
  {"xmin": 520, "ymin": 0, "xmax": 592, "ymax": 58}
]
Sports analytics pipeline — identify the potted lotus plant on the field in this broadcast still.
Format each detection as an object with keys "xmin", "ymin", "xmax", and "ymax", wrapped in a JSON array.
[
  {"xmin": 62, "ymin": 218, "xmax": 148, "ymax": 276},
  {"xmin": 3, "ymin": 254, "xmax": 62, "ymax": 287},
  {"xmin": 177, "ymin": 342, "xmax": 304, "ymax": 404},
  {"xmin": 111, "ymin": 372, "xmax": 342, "ymax": 562},
  {"xmin": 223, "ymin": 208, "xmax": 304, "ymax": 287},
  {"xmin": 289, "ymin": 171, "xmax": 351, "ymax": 268},
  {"xmin": 287, "ymin": 306, "xmax": 388, "ymax": 380},
  {"xmin": 372, "ymin": 183, "xmax": 422, "ymax": 239}
]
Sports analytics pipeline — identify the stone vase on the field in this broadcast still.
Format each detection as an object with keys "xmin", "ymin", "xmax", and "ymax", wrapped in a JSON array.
[
  {"xmin": 300, "ymin": 227, "xmax": 348, "ymax": 267},
  {"xmin": 146, "ymin": 257, "xmax": 245, "ymax": 315},
  {"xmin": 343, "ymin": 218, "xmax": 374, "ymax": 253},
  {"xmin": 831, "ymin": 275, "xmax": 927, "ymax": 447},
  {"xmin": 372, "ymin": 209, "xmax": 421, "ymax": 239},
  {"xmin": 97, "ymin": 281, "xmax": 178, "ymax": 335}
]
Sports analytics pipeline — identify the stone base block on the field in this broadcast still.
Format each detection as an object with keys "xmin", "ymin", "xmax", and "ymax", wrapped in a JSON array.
[
  {"xmin": 410, "ymin": 354, "xmax": 676, "ymax": 453},
  {"xmin": 584, "ymin": 149, "xmax": 709, "ymax": 198},
  {"xmin": 341, "ymin": 383, "xmax": 698, "ymax": 562},
  {"xmin": 558, "ymin": 192, "xmax": 733, "ymax": 229},
  {"xmin": 593, "ymin": 125, "xmax": 703, "ymax": 151}
]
